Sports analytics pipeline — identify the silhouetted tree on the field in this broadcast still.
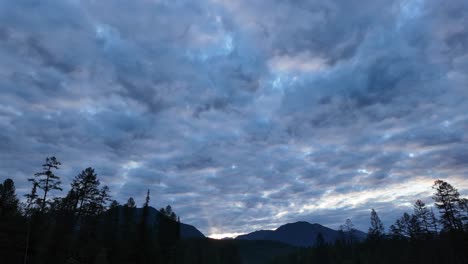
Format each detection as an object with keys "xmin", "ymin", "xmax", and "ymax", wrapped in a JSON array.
[
  {"xmin": 0, "ymin": 178, "xmax": 19, "ymax": 217},
  {"xmin": 368, "ymin": 209, "xmax": 384, "ymax": 240},
  {"xmin": 340, "ymin": 218, "xmax": 356, "ymax": 244},
  {"xmin": 122, "ymin": 197, "xmax": 137, "ymax": 249},
  {"xmin": 389, "ymin": 212, "xmax": 420, "ymax": 239},
  {"xmin": 0, "ymin": 179, "xmax": 22, "ymax": 263},
  {"xmin": 70, "ymin": 167, "xmax": 101, "ymax": 216},
  {"xmin": 31, "ymin": 156, "xmax": 62, "ymax": 212},
  {"xmin": 144, "ymin": 189, "xmax": 150, "ymax": 208},
  {"xmin": 459, "ymin": 198, "xmax": 468, "ymax": 230},
  {"xmin": 315, "ymin": 232, "xmax": 329, "ymax": 264},
  {"xmin": 126, "ymin": 197, "xmax": 136, "ymax": 208},
  {"xmin": 138, "ymin": 189, "xmax": 154, "ymax": 264},
  {"xmin": 413, "ymin": 200, "xmax": 437, "ymax": 235},
  {"xmin": 315, "ymin": 232, "xmax": 326, "ymax": 247},
  {"xmin": 160, "ymin": 205, "xmax": 177, "ymax": 221},
  {"xmin": 23, "ymin": 180, "xmax": 40, "ymax": 264},
  {"xmin": 432, "ymin": 180, "xmax": 463, "ymax": 231},
  {"xmin": 159, "ymin": 205, "xmax": 179, "ymax": 264},
  {"xmin": 428, "ymin": 207, "xmax": 439, "ymax": 234},
  {"xmin": 140, "ymin": 191, "xmax": 150, "ymax": 233},
  {"xmin": 24, "ymin": 180, "xmax": 39, "ymax": 216},
  {"xmin": 109, "ymin": 200, "xmax": 120, "ymax": 209},
  {"xmin": 94, "ymin": 185, "xmax": 111, "ymax": 215}
]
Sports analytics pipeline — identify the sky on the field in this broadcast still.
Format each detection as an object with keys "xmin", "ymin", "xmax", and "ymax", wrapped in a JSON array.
[{"xmin": 1, "ymin": 0, "xmax": 468, "ymax": 238}]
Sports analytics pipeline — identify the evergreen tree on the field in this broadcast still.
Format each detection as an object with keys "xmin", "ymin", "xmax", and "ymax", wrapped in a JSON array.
[
  {"xmin": 389, "ymin": 212, "xmax": 420, "ymax": 239},
  {"xmin": 315, "ymin": 232, "xmax": 329, "ymax": 264},
  {"xmin": 94, "ymin": 186, "xmax": 111, "ymax": 215},
  {"xmin": 126, "ymin": 197, "xmax": 136, "ymax": 208},
  {"xmin": 24, "ymin": 180, "xmax": 40, "ymax": 216},
  {"xmin": 122, "ymin": 197, "xmax": 137, "ymax": 246},
  {"xmin": 109, "ymin": 200, "xmax": 120, "ymax": 209},
  {"xmin": 31, "ymin": 156, "xmax": 62, "ymax": 212},
  {"xmin": 23, "ymin": 180, "xmax": 42, "ymax": 264},
  {"xmin": 159, "ymin": 205, "xmax": 179, "ymax": 263},
  {"xmin": 367, "ymin": 209, "xmax": 384, "ymax": 240},
  {"xmin": 432, "ymin": 180, "xmax": 463, "ymax": 231},
  {"xmin": 339, "ymin": 218, "xmax": 356, "ymax": 244},
  {"xmin": 58, "ymin": 189, "xmax": 79, "ymax": 213},
  {"xmin": 141, "ymin": 190, "xmax": 150, "ymax": 232},
  {"xmin": 70, "ymin": 167, "xmax": 100, "ymax": 216},
  {"xmin": 144, "ymin": 189, "xmax": 150, "ymax": 208},
  {"xmin": 0, "ymin": 178, "xmax": 19, "ymax": 217},
  {"xmin": 315, "ymin": 232, "xmax": 326, "ymax": 247},
  {"xmin": 139, "ymin": 190, "xmax": 153, "ymax": 264},
  {"xmin": 160, "ymin": 205, "xmax": 177, "ymax": 221},
  {"xmin": 413, "ymin": 200, "xmax": 436, "ymax": 234},
  {"xmin": 428, "ymin": 207, "xmax": 439, "ymax": 234},
  {"xmin": 0, "ymin": 179, "xmax": 22, "ymax": 264},
  {"xmin": 459, "ymin": 198, "xmax": 468, "ymax": 230},
  {"xmin": 68, "ymin": 167, "xmax": 110, "ymax": 216}
]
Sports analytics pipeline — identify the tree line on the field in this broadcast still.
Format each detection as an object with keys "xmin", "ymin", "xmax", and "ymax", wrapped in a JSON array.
[
  {"xmin": 272, "ymin": 179, "xmax": 468, "ymax": 264},
  {"xmin": 1, "ymin": 156, "xmax": 468, "ymax": 264},
  {"xmin": 0, "ymin": 156, "xmax": 182, "ymax": 264}
]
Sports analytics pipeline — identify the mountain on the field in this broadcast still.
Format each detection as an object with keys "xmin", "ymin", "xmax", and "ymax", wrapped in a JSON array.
[
  {"xmin": 236, "ymin": 230, "xmax": 274, "ymax": 240},
  {"xmin": 236, "ymin": 221, "xmax": 366, "ymax": 247},
  {"xmin": 114, "ymin": 206, "xmax": 205, "ymax": 239},
  {"xmin": 144, "ymin": 207, "xmax": 205, "ymax": 239},
  {"xmin": 180, "ymin": 222, "xmax": 205, "ymax": 239}
]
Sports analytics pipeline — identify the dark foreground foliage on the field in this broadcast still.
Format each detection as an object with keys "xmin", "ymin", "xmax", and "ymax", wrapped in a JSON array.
[
  {"xmin": 1, "ymin": 156, "xmax": 468, "ymax": 264},
  {"xmin": 270, "ymin": 232, "xmax": 468, "ymax": 264},
  {"xmin": 269, "ymin": 178, "xmax": 468, "ymax": 264}
]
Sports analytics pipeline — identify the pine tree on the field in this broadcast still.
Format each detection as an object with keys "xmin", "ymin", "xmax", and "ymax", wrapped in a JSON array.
[
  {"xmin": 367, "ymin": 209, "xmax": 384, "ymax": 240},
  {"xmin": 315, "ymin": 232, "xmax": 329, "ymax": 264},
  {"xmin": 24, "ymin": 180, "xmax": 40, "ymax": 216},
  {"xmin": 339, "ymin": 218, "xmax": 356, "ymax": 244},
  {"xmin": 23, "ymin": 180, "xmax": 41, "ymax": 264},
  {"xmin": 428, "ymin": 207, "xmax": 439, "ymax": 234},
  {"xmin": 139, "ymin": 190, "xmax": 151, "ymax": 264},
  {"xmin": 70, "ymin": 167, "xmax": 100, "ymax": 216},
  {"xmin": 160, "ymin": 205, "xmax": 177, "ymax": 221},
  {"xmin": 459, "ymin": 198, "xmax": 468, "ymax": 230},
  {"xmin": 67, "ymin": 167, "xmax": 111, "ymax": 217},
  {"xmin": 123, "ymin": 197, "xmax": 136, "ymax": 242},
  {"xmin": 432, "ymin": 180, "xmax": 463, "ymax": 231},
  {"xmin": 125, "ymin": 197, "xmax": 136, "ymax": 208},
  {"xmin": 389, "ymin": 212, "xmax": 420, "ymax": 239},
  {"xmin": 31, "ymin": 157, "xmax": 62, "ymax": 212},
  {"xmin": 144, "ymin": 189, "xmax": 150, "ymax": 208},
  {"xmin": 413, "ymin": 200, "xmax": 436, "ymax": 234},
  {"xmin": 315, "ymin": 232, "xmax": 326, "ymax": 247},
  {"xmin": 0, "ymin": 178, "xmax": 19, "ymax": 217},
  {"xmin": 159, "ymin": 204, "xmax": 179, "ymax": 263},
  {"xmin": 94, "ymin": 186, "xmax": 111, "ymax": 215},
  {"xmin": 141, "ymin": 190, "xmax": 150, "ymax": 232},
  {"xmin": 109, "ymin": 200, "xmax": 120, "ymax": 209}
]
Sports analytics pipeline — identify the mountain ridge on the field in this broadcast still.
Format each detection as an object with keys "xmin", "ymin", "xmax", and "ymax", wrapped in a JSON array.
[
  {"xmin": 235, "ymin": 221, "xmax": 366, "ymax": 247},
  {"xmin": 115, "ymin": 206, "xmax": 206, "ymax": 239}
]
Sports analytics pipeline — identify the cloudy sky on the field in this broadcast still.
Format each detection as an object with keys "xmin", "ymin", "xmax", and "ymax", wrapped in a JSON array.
[{"xmin": 1, "ymin": 0, "xmax": 468, "ymax": 238}]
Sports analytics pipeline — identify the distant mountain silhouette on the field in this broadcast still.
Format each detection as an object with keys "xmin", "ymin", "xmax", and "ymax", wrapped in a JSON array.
[
  {"xmin": 180, "ymin": 222, "xmax": 205, "ymax": 239},
  {"xmin": 236, "ymin": 221, "xmax": 366, "ymax": 247},
  {"xmin": 115, "ymin": 206, "xmax": 205, "ymax": 239}
]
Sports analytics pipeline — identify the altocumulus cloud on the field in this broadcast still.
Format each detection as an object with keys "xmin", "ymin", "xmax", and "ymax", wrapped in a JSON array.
[{"xmin": 0, "ymin": 0, "xmax": 467, "ymax": 237}]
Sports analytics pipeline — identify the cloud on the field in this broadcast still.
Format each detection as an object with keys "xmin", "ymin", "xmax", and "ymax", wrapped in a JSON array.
[{"xmin": 0, "ymin": 0, "xmax": 467, "ymax": 236}]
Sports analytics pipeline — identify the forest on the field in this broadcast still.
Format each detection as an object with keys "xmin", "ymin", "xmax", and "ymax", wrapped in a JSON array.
[{"xmin": 1, "ymin": 156, "xmax": 468, "ymax": 264}]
